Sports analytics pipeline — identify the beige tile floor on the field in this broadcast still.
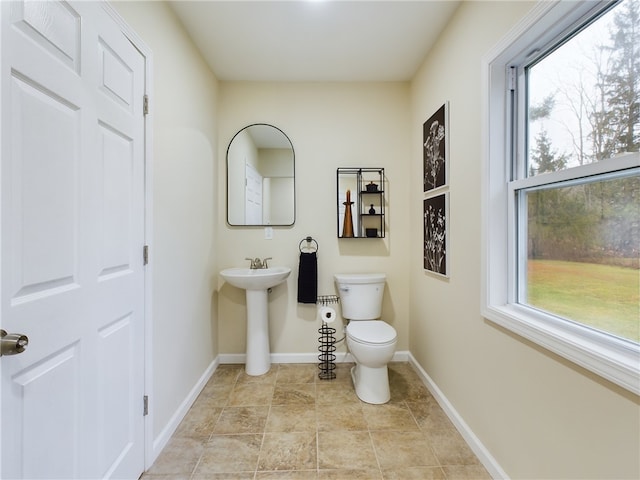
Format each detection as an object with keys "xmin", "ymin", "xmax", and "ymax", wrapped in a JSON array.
[{"xmin": 142, "ymin": 362, "xmax": 491, "ymax": 480}]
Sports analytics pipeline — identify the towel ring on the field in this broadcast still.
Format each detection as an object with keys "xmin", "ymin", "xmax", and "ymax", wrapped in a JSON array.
[{"xmin": 299, "ymin": 236, "xmax": 318, "ymax": 253}]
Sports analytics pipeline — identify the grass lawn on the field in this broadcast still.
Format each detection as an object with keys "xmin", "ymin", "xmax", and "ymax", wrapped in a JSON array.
[{"xmin": 527, "ymin": 260, "xmax": 639, "ymax": 343}]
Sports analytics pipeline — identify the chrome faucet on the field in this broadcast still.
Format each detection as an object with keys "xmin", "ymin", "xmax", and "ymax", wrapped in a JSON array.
[{"xmin": 245, "ymin": 257, "xmax": 272, "ymax": 269}]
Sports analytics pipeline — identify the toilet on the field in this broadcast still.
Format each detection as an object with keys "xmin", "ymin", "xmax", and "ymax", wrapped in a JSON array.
[{"xmin": 334, "ymin": 273, "xmax": 397, "ymax": 404}]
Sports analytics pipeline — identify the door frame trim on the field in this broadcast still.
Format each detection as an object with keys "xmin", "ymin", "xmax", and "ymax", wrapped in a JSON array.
[{"xmin": 102, "ymin": 1, "xmax": 154, "ymax": 471}]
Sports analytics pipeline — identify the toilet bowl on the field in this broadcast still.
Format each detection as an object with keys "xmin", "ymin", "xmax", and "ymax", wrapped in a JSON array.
[
  {"xmin": 346, "ymin": 320, "xmax": 397, "ymax": 404},
  {"xmin": 334, "ymin": 273, "xmax": 397, "ymax": 404}
]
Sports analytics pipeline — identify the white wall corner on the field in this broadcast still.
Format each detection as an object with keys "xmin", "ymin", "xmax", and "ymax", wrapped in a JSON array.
[
  {"xmin": 408, "ymin": 353, "xmax": 509, "ymax": 480},
  {"xmin": 149, "ymin": 357, "xmax": 219, "ymax": 468}
]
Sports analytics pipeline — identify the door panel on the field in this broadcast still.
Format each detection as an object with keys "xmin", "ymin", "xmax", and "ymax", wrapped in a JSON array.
[
  {"xmin": 92, "ymin": 7, "xmax": 145, "ymax": 477},
  {"xmin": 98, "ymin": 123, "xmax": 134, "ymax": 277},
  {"xmin": 99, "ymin": 39, "xmax": 135, "ymax": 110},
  {"xmin": 1, "ymin": 1, "xmax": 146, "ymax": 478},
  {"xmin": 245, "ymin": 162, "xmax": 263, "ymax": 224},
  {"xmin": 12, "ymin": 0, "xmax": 81, "ymax": 73},
  {"xmin": 14, "ymin": 345, "xmax": 80, "ymax": 479},
  {"xmin": 9, "ymin": 73, "xmax": 80, "ymax": 301},
  {"xmin": 97, "ymin": 313, "xmax": 135, "ymax": 475}
]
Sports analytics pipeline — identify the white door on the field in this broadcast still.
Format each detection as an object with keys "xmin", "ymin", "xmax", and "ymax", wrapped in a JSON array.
[
  {"xmin": 1, "ymin": 1, "xmax": 146, "ymax": 478},
  {"xmin": 245, "ymin": 162, "xmax": 263, "ymax": 224}
]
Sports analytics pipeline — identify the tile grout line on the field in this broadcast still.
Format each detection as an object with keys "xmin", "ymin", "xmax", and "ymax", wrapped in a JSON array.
[
  {"xmin": 367, "ymin": 426, "xmax": 384, "ymax": 478},
  {"xmin": 257, "ymin": 388, "xmax": 274, "ymax": 477},
  {"xmin": 146, "ymin": 363, "xmax": 489, "ymax": 479},
  {"xmin": 315, "ymin": 392, "xmax": 320, "ymax": 475}
]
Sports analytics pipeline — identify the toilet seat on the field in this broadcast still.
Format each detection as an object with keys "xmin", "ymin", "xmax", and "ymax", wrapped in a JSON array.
[{"xmin": 347, "ymin": 321, "xmax": 397, "ymax": 346}]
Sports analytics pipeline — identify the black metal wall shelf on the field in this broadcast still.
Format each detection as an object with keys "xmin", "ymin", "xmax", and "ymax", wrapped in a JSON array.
[{"xmin": 336, "ymin": 168, "xmax": 385, "ymax": 238}]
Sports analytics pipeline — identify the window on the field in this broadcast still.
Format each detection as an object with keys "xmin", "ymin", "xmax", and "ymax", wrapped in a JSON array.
[{"xmin": 482, "ymin": 0, "xmax": 639, "ymax": 394}]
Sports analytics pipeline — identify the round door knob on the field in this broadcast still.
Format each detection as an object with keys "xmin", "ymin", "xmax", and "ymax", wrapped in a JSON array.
[{"xmin": 0, "ymin": 329, "xmax": 29, "ymax": 356}]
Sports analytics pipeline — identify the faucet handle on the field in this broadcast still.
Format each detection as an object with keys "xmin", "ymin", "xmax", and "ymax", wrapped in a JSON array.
[
  {"xmin": 262, "ymin": 257, "xmax": 272, "ymax": 268},
  {"xmin": 245, "ymin": 257, "xmax": 256, "ymax": 268}
]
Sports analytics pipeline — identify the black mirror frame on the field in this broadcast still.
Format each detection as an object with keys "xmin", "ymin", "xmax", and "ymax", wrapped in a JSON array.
[{"xmin": 226, "ymin": 123, "xmax": 296, "ymax": 227}]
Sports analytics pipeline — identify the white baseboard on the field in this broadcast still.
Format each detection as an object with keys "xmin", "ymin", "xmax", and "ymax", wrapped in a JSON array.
[
  {"xmin": 150, "ymin": 357, "xmax": 219, "ymax": 466},
  {"xmin": 407, "ymin": 353, "xmax": 508, "ymax": 480},
  {"xmin": 152, "ymin": 351, "xmax": 504, "ymax": 479},
  {"xmin": 218, "ymin": 350, "xmax": 410, "ymax": 365}
]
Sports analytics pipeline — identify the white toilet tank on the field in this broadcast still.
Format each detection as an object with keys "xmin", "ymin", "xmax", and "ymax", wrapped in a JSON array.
[{"xmin": 334, "ymin": 273, "xmax": 386, "ymax": 320}]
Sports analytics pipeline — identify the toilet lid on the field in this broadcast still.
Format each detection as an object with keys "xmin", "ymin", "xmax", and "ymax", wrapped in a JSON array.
[{"xmin": 347, "ymin": 321, "xmax": 397, "ymax": 345}]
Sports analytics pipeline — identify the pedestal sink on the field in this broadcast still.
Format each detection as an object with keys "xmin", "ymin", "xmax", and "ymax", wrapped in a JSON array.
[{"xmin": 220, "ymin": 266, "xmax": 291, "ymax": 375}]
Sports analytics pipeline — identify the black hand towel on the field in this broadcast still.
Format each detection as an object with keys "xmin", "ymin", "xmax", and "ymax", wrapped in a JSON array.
[{"xmin": 297, "ymin": 251, "xmax": 318, "ymax": 304}]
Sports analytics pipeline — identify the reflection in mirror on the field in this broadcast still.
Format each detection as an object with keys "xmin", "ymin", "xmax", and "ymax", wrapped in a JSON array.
[{"xmin": 227, "ymin": 124, "xmax": 295, "ymax": 226}]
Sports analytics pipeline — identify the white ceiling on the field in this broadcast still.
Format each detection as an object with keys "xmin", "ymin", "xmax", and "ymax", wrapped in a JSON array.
[{"xmin": 168, "ymin": 1, "xmax": 461, "ymax": 82}]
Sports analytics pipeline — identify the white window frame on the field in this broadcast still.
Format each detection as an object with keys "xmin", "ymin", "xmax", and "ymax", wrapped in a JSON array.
[{"xmin": 481, "ymin": 0, "xmax": 640, "ymax": 395}]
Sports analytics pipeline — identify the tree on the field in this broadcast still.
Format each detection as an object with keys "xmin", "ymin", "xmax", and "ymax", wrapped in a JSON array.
[
  {"xmin": 529, "ymin": 94, "xmax": 555, "ymax": 122},
  {"xmin": 527, "ymin": 0, "xmax": 639, "ymax": 264},
  {"xmin": 592, "ymin": 0, "xmax": 640, "ymax": 157},
  {"xmin": 530, "ymin": 129, "xmax": 568, "ymax": 175},
  {"xmin": 528, "ymin": 130, "xmax": 585, "ymax": 260}
]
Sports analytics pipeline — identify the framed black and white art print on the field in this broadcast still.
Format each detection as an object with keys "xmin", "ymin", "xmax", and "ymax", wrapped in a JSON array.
[
  {"xmin": 423, "ymin": 102, "xmax": 448, "ymax": 193},
  {"xmin": 423, "ymin": 193, "xmax": 448, "ymax": 277}
]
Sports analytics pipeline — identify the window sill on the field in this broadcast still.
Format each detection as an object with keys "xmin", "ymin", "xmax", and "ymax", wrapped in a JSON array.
[{"xmin": 483, "ymin": 303, "xmax": 640, "ymax": 395}]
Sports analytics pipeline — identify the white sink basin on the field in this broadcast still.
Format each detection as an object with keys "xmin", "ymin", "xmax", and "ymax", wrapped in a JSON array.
[{"xmin": 220, "ymin": 266, "xmax": 291, "ymax": 290}]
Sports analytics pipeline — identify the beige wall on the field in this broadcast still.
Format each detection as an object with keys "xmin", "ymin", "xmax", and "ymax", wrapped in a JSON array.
[
  {"xmin": 410, "ymin": 2, "xmax": 640, "ymax": 479},
  {"xmin": 113, "ymin": 1, "xmax": 220, "ymax": 443},
  {"xmin": 116, "ymin": 1, "xmax": 639, "ymax": 477},
  {"xmin": 217, "ymin": 82, "xmax": 412, "ymax": 358}
]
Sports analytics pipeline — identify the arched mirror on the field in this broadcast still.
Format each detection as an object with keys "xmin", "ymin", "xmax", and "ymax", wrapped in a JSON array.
[{"xmin": 226, "ymin": 124, "xmax": 295, "ymax": 226}]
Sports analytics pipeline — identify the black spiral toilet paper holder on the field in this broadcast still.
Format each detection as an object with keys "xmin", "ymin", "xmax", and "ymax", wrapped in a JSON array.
[{"xmin": 317, "ymin": 295, "xmax": 339, "ymax": 380}]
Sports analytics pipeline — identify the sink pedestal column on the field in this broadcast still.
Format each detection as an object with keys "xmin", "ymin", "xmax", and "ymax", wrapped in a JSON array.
[{"xmin": 245, "ymin": 289, "xmax": 270, "ymax": 375}]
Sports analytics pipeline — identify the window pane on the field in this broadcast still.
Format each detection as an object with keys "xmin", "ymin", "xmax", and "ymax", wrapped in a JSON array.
[
  {"xmin": 523, "ymin": 174, "xmax": 640, "ymax": 343},
  {"xmin": 527, "ymin": 0, "xmax": 639, "ymax": 176}
]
